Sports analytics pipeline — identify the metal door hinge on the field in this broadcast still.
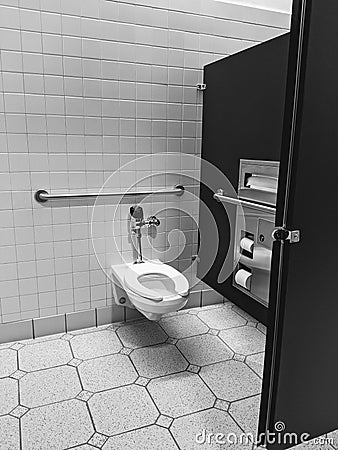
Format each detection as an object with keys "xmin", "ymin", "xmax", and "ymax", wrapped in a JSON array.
[
  {"xmin": 272, "ymin": 227, "xmax": 301, "ymax": 243},
  {"xmin": 196, "ymin": 83, "xmax": 207, "ymax": 91}
]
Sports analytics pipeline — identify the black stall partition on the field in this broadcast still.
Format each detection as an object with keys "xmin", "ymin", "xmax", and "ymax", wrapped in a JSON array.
[{"xmin": 197, "ymin": 34, "xmax": 290, "ymax": 324}]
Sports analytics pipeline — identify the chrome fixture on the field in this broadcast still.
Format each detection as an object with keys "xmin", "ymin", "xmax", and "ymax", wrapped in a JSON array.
[
  {"xmin": 130, "ymin": 205, "xmax": 161, "ymax": 264},
  {"xmin": 196, "ymin": 83, "xmax": 207, "ymax": 91},
  {"xmin": 214, "ymin": 190, "xmax": 276, "ymax": 214},
  {"xmin": 272, "ymin": 227, "xmax": 300, "ymax": 243},
  {"xmin": 34, "ymin": 185, "xmax": 184, "ymax": 203},
  {"xmin": 215, "ymin": 159, "xmax": 280, "ymax": 307}
]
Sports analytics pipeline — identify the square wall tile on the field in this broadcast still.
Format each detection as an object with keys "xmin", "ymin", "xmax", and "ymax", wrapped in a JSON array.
[
  {"xmin": 34, "ymin": 314, "xmax": 66, "ymax": 338},
  {"xmin": 66, "ymin": 309, "xmax": 96, "ymax": 332},
  {"xmin": 0, "ymin": 0, "xmax": 289, "ymax": 328},
  {"xmin": 201, "ymin": 289, "xmax": 224, "ymax": 307},
  {"xmin": 183, "ymin": 290, "xmax": 201, "ymax": 310},
  {"xmin": 96, "ymin": 306, "xmax": 125, "ymax": 326},
  {"xmin": 0, "ymin": 319, "xmax": 33, "ymax": 344}
]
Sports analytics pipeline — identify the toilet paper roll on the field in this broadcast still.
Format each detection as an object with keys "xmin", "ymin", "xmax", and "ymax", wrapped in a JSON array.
[
  {"xmin": 240, "ymin": 237, "xmax": 254, "ymax": 253},
  {"xmin": 235, "ymin": 269, "xmax": 252, "ymax": 290},
  {"xmin": 246, "ymin": 175, "xmax": 278, "ymax": 193}
]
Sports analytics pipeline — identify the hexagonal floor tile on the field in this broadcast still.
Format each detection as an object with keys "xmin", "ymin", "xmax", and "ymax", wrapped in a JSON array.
[
  {"xmin": 200, "ymin": 360, "xmax": 261, "ymax": 402},
  {"xmin": 0, "ymin": 378, "xmax": 18, "ymax": 415},
  {"xmin": 229, "ymin": 394, "xmax": 261, "ymax": 435},
  {"xmin": 176, "ymin": 334, "xmax": 233, "ymax": 366},
  {"xmin": 257, "ymin": 323, "xmax": 267, "ymax": 335},
  {"xmin": 79, "ymin": 354, "xmax": 138, "ymax": 392},
  {"xmin": 159, "ymin": 314, "xmax": 208, "ymax": 339},
  {"xmin": 88, "ymin": 384, "xmax": 158, "ymax": 436},
  {"xmin": 117, "ymin": 321, "xmax": 167, "ymax": 349},
  {"xmin": 198, "ymin": 305, "xmax": 246, "ymax": 330},
  {"xmin": 130, "ymin": 343, "xmax": 188, "ymax": 378},
  {"xmin": 171, "ymin": 408, "xmax": 252, "ymax": 450},
  {"xmin": 219, "ymin": 326, "xmax": 265, "ymax": 355},
  {"xmin": 103, "ymin": 425, "xmax": 178, "ymax": 450},
  {"xmin": 327, "ymin": 430, "xmax": 338, "ymax": 448},
  {"xmin": 19, "ymin": 339, "xmax": 72, "ymax": 371},
  {"xmin": 0, "ymin": 415, "xmax": 20, "ymax": 450},
  {"xmin": 21, "ymin": 399, "xmax": 94, "ymax": 450},
  {"xmin": 20, "ymin": 365, "xmax": 82, "ymax": 408},
  {"xmin": 71, "ymin": 330, "xmax": 122, "ymax": 360},
  {"xmin": 0, "ymin": 349, "xmax": 17, "ymax": 378},
  {"xmin": 246, "ymin": 352, "xmax": 265, "ymax": 378},
  {"xmin": 147, "ymin": 372, "xmax": 215, "ymax": 418}
]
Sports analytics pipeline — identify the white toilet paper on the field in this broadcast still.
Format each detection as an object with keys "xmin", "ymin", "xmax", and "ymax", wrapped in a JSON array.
[
  {"xmin": 235, "ymin": 269, "xmax": 252, "ymax": 290},
  {"xmin": 240, "ymin": 237, "xmax": 254, "ymax": 253},
  {"xmin": 246, "ymin": 175, "xmax": 278, "ymax": 193}
]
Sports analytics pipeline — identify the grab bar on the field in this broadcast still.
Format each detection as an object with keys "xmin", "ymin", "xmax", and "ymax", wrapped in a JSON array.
[
  {"xmin": 213, "ymin": 189, "xmax": 276, "ymax": 213},
  {"xmin": 35, "ymin": 185, "xmax": 184, "ymax": 203}
]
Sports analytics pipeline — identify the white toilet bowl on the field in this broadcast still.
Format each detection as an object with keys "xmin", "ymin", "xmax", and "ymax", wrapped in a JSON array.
[{"xmin": 111, "ymin": 260, "xmax": 190, "ymax": 320}]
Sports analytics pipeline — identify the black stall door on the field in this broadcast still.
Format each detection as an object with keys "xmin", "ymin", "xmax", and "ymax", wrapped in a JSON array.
[{"xmin": 259, "ymin": 0, "xmax": 338, "ymax": 447}]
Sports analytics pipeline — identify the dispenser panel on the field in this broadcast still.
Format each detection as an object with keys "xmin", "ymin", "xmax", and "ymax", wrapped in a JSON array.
[
  {"xmin": 233, "ymin": 160, "xmax": 279, "ymax": 307},
  {"xmin": 257, "ymin": 219, "xmax": 274, "ymax": 250}
]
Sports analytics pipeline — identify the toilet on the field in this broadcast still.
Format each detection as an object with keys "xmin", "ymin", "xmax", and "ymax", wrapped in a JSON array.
[{"xmin": 111, "ymin": 260, "xmax": 190, "ymax": 321}]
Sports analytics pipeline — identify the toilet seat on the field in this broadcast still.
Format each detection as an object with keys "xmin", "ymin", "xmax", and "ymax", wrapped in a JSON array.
[{"xmin": 124, "ymin": 262, "xmax": 189, "ymax": 302}]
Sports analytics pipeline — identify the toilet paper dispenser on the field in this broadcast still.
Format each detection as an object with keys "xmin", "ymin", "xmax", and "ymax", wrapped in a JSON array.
[
  {"xmin": 213, "ymin": 160, "xmax": 279, "ymax": 306},
  {"xmin": 234, "ymin": 160, "xmax": 279, "ymax": 307},
  {"xmin": 238, "ymin": 159, "xmax": 280, "ymax": 207}
]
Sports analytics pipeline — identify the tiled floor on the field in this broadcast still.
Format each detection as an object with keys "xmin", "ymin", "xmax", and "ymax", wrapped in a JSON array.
[{"xmin": 0, "ymin": 302, "xmax": 336, "ymax": 450}]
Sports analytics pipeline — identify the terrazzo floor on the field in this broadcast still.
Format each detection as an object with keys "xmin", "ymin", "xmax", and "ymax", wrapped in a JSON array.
[{"xmin": 0, "ymin": 301, "xmax": 336, "ymax": 450}]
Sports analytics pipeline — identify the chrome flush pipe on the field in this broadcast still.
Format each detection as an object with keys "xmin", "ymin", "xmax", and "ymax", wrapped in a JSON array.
[
  {"xmin": 130, "ymin": 206, "xmax": 160, "ymax": 264},
  {"xmin": 135, "ymin": 227, "xmax": 144, "ymax": 264}
]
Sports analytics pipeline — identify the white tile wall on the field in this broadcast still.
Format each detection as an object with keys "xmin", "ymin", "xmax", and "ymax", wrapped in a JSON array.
[{"xmin": 0, "ymin": 0, "xmax": 290, "ymax": 323}]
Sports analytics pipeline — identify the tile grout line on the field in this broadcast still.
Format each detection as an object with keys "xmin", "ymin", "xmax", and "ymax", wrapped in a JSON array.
[{"xmin": 16, "ymin": 349, "xmax": 23, "ymax": 450}]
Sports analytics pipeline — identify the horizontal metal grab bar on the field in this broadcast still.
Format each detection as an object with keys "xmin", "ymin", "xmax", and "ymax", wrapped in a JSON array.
[
  {"xmin": 213, "ymin": 190, "xmax": 276, "ymax": 213},
  {"xmin": 35, "ymin": 185, "xmax": 184, "ymax": 203}
]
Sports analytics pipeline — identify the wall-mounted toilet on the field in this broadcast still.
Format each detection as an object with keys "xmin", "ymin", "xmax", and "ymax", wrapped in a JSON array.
[{"xmin": 111, "ymin": 260, "xmax": 190, "ymax": 321}]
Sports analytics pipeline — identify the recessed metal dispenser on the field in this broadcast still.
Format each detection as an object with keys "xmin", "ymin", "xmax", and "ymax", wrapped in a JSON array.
[{"xmin": 234, "ymin": 159, "xmax": 279, "ymax": 307}]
